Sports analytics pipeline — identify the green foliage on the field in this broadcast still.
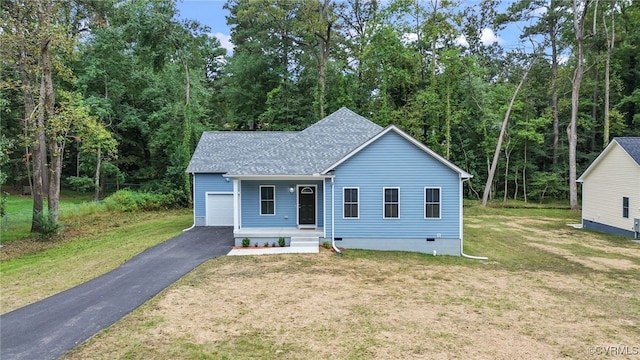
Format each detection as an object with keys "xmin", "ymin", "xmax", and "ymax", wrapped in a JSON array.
[
  {"xmin": 278, "ymin": 237, "xmax": 286, "ymax": 247},
  {"xmin": 34, "ymin": 211, "xmax": 63, "ymax": 241},
  {"xmin": 67, "ymin": 176, "xmax": 95, "ymax": 193},
  {"xmin": 103, "ymin": 190, "xmax": 176, "ymax": 212},
  {"xmin": 242, "ymin": 238, "xmax": 250, "ymax": 247},
  {"xmin": 322, "ymin": 241, "xmax": 332, "ymax": 249}
]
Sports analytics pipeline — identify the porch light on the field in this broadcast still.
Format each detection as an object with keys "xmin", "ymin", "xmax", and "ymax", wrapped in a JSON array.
[{"xmin": 289, "ymin": 186, "xmax": 295, "ymax": 193}]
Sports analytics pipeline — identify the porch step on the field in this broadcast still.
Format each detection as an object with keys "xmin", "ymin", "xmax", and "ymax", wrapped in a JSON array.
[{"xmin": 290, "ymin": 237, "xmax": 319, "ymax": 248}]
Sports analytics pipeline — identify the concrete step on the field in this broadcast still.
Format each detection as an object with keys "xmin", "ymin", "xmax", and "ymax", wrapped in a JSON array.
[{"xmin": 290, "ymin": 237, "xmax": 319, "ymax": 248}]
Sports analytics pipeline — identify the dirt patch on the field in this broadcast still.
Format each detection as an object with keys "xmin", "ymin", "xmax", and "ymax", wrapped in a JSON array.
[{"xmin": 526, "ymin": 242, "xmax": 639, "ymax": 271}]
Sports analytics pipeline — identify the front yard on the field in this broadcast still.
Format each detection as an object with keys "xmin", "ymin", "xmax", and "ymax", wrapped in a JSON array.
[{"xmin": 62, "ymin": 205, "xmax": 639, "ymax": 359}]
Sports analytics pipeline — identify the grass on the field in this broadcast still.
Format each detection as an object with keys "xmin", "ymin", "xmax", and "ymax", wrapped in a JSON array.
[
  {"xmin": 2, "ymin": 200, "xmax": 639, "ymax": 359},
  {"xmin": 1, "ymin": 192, "xmax": 101, "ymax": 243}
]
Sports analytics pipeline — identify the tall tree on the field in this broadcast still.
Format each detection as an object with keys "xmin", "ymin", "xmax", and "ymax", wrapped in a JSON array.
[{"xmin": 568, "ymin": 0, "xmax": 589, "ymax": 211}]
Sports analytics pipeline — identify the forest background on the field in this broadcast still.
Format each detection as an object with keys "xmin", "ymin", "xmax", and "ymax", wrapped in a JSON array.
[{"xmin": 1, "ymin": 0, "xmax": 638, "ymax": 233}]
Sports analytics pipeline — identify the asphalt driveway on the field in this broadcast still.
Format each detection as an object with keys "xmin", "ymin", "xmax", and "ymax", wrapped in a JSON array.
[{"xmin": 0, "ymin": 226, "xmax": 233, "ymax": 360}]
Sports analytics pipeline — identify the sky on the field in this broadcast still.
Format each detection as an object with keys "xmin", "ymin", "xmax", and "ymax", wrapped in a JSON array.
[{"xmin": 175, "ymin": 0, "xmax": 536, "ymax": 57}]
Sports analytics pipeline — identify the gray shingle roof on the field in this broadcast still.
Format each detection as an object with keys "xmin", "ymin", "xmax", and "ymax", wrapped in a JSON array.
[
  {"xmin": 186, "ymin": 132, "xmax": 295, "ymax": 173},
  {"xmin": 186, "ymin": 108, "xmax": 383, "ymax": 175},
  {"xmin": 615, "ymin": 137, "xmax": 640, "ymax": 166}
]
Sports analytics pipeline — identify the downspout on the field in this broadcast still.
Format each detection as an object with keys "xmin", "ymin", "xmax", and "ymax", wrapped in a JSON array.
[
  {"xmin": 331, "ymin": 176, "xmax": 342, "ymax": 256},
  {"xmin": 460, "ymin": 178, "xmax": 488, "ymax": 260},
  {"xmin": 183, "ymin": 172, "xmax": 196, "ymax": 232}
]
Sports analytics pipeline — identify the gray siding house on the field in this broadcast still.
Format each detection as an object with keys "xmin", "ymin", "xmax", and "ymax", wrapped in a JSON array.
[
  {"xmin": 186, "ymin": 108, "xmax": 475, "ymax": 255},
  {"xmin": 578, "ymin": 137, "xmax": 640, "ymax": 238}
]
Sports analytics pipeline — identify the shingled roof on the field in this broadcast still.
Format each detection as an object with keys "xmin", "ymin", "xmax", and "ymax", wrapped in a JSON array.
[
  {"xmin": 615, "ymin": 137, "xmax": 640, "ymax": 166},
  {"xmin": 186, "ymin": 108, "xmax": 383, "ymax": 175}
]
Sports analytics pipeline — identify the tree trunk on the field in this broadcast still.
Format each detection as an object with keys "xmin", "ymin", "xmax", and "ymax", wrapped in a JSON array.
[
  {"xmin": 39, "ymin": 0, "xmax": 60, "ymax": 222},
  {"xmin": 481, "ymin": 61, "xmax": 533, "ymax": 206},
  {"xmin": 568, "ymin": 0, "xmax": 588, "ymax": 211},
  {"xmin": 602, "ymin": 7, "xmax": 614, "ymax": 147},
  {"xmin": 550, "ymin": 18, "xmax": 560, "ymax": 167},
  {"xmin": 94, "ymin": 146, "xmax": 101, "ymax": 202}
]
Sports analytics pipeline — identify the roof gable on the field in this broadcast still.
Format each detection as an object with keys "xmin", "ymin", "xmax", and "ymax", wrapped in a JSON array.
[
  {"xmin": 226, "ymin": 108, "xmax": 383, "ymax": 175},
  {"xmin": 321, "ymin": 125, "xmax": 473, "ymax": 179},
  {"xmin": 615, "ymin": 137, "xmax": 640, "ymax": 165},
  {"xmin": 577, "ymin": 137, "xmax": 640, "ymax": 182}
]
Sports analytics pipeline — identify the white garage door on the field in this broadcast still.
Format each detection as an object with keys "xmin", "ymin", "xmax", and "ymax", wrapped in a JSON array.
[{"xmin": 206, "ymin": 194, "xmax": 234, "ymax": 226}]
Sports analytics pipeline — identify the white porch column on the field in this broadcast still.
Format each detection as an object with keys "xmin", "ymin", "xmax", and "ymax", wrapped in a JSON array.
[{"xmin": 233, "ymin": 179, "xmax": 239, "ymax": 231}]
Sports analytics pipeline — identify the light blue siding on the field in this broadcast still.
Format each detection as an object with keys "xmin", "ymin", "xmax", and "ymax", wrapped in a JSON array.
[
  {"xmin": 324, "ymin": 131, "xmax": 462, "ymax": 251},
  {"xmin": 241, "ymin": 180, "xmax": 324, "ymax": 228},
  {"xmin": 194, "ymin": 173, "xmax": 233, "ymax": 226}
]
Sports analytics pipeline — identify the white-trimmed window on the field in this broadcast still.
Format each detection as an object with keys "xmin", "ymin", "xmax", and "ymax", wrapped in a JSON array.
[
  {"xmin": 343, "ymin": 188, "xmax": 359, "ymax": 219},
  {"xmin": 425, "ymin": 187, "xmax": 441, "ymax": 219},
  {"xmin": 383, "ymin": 187, "xmax": 399, "ymax": 219},
  {"xmin": 623, "ymin": 197, "xmax": 629, "ymax": 218},
  {"xmin": 260, "ymin": 185, "xmax": 275, "ymax": 215}
]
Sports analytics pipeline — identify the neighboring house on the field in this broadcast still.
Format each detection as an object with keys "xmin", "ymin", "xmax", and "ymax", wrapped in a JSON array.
[
  {"xmin": 186, "ymin": 108, "xmax": 473, "ymax": 255},
  {"xmin": 577, "ymin": 137, "xmax": 640, "ymax": 238}
]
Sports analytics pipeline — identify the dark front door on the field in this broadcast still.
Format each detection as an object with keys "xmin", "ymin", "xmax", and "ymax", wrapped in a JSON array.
[{"xmin": 298, "ymin": 186, "xmax": 316, "ymax": 226}]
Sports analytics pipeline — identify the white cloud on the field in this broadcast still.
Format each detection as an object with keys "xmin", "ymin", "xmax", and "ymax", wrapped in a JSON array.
[
  {"xmin": 480, "ymin": 28, "xmax": 504, "ymax": 46},
  {"xmin": 212, "ymin": 32, "xmax": 234, "ymax": 56},
  {"xmin": 455, "ymin": 34, "xmax": 469, "ymax": 48},
  {"xmin": 401, "ymin": 32, "xmax": 418, "ymax": 44},
  {"xmin": 533, "ymin": 6, "xmax": 548, "ymax": 16}
]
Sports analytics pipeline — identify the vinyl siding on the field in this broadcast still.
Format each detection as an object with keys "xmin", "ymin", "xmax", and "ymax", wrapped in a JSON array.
[
  {"xmin": 581, "ymin": 144, "xmax": 640, "ymax": 234},
  {"xmin": 241, "ymin": 180, "xmax": 324, "ymax": 228},
  {"xmin": 325, "ymin": 131, "xmax": 461, "ymax": 240},
  {"xmin": 194, "ymin": 173, "xmax": 233, "ymax": 225}
]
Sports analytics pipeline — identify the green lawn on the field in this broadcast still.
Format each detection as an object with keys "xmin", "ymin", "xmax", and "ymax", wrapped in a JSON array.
[{"xmin": 1, "ymin": 192, "xmax": 100, "ymax": 243}]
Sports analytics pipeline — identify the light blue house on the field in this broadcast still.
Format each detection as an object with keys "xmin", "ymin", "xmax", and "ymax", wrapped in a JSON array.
[{"xmin": 186, "ymin": 108, "xmax": 473, "ymax": 255}]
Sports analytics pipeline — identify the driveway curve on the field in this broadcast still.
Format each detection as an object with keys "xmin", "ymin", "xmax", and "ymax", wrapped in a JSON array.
[{"xmin": 0, "ymin": 226, "xmax": 233, "ymax": 360}]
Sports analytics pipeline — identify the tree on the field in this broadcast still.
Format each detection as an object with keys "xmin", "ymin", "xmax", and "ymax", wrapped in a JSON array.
[
  {"xmin": 568, "ymin": 0, "xmax": 590, "ymax": 211},
  {"xmin": 482, "ymin": 59, "xmax": 534, "ymax": 206}
]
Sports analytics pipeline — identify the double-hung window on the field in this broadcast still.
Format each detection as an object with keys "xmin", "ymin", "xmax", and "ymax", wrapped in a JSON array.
[
  {"xmin": 425, "ymin": 187, "xmax": 441, "ymax": 219},
  {"xmin": 343, "ymin": 188, "xmax": 359, "ymax": 219},
  {"xmin": 260, "ymin": 185, "xmax": 275, "ymax": 215},
  {"xmin": 383, "ymin": 187, "xmax": 399, "ymax": 219},
  {"xmin": 623, "ymin": 197, "xmax": 629, "ymax": 218}
]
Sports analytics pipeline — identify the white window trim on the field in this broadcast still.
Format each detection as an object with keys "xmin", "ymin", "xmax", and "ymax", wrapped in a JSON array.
[
  {"xmin": 259, "ymin": 185, "xmax": 276, "ymax": 216},
  {"xmin": 424, "ymin": 187, "xmax": 442, "ymax": 219},
  {"xmin": 623, "ymin": 196, "xmax": 630, "ymax": 218},
  {"xmin": 383, "ymin": 187, "xmax": 400, "ymax": 219},
  {"xmin": 342, "ymin": 187, "xmax": 360, "ymax": 219}
]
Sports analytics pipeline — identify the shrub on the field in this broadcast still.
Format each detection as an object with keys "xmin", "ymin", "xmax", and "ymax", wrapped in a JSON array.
[
  {"xmin": 264, "ymin": 241, "xmax": 269, "ymax": 247},
  {"xmin": 241, "ymin": 238, "xmax": 250, "ymax": 247},
  {"xmin": 104, "ymin": 190, "xmax": 175, "ymax": 212},
  {"xmin": 322, "ymin": 241, "xmax": 332, "ymax": 249},
  {"xmin": 278, "ymin": 237, "xmax": 286, "ymax": 247},
  {"xmin": 35, "ymin": 211, "xmax": 63, "ymax": 241}
]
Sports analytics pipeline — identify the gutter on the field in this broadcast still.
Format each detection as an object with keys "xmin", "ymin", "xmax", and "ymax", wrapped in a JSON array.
[
  {"xmin": 460, "ymin": 178, "xmax": 488, "ymax": 260},
  {"xmin": 331, "ymin": 177, "xmax": 342, "ymax": 256}
]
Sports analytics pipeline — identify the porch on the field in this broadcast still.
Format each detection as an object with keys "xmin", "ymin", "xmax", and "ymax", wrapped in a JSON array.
[{"xmin": 233, "ymin": 227, "xmax": 324, "ymax": 252}]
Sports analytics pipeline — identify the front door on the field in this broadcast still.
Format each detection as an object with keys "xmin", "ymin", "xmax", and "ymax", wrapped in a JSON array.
[{"xmin": 298, "ymin": 186, "xmax": 316, "ymax": 226}]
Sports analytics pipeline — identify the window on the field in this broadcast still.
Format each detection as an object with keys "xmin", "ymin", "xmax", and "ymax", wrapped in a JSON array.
[
  {"xmin": 383, "ymin": 188, "xmax": 399, "ymax": 218},
  {"xmin": 425, "ymin": 188, "xmax": 441, "ymax": 219},
  {"xmin": 623, "ymin": 197, "xmax": 629, "ymax": 218},
  {"xmin": 343, "ymin": 188, "xmax": 359, "ymax": 218},
  {"xmin": 260, "ymin": 185, "xmax": 275, "ymax": 215}
]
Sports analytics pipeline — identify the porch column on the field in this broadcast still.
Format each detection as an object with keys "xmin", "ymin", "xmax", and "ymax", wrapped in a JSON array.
[{"xmin": 233, "ymin": 179, "xmax": 239, "ymax": 231}]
